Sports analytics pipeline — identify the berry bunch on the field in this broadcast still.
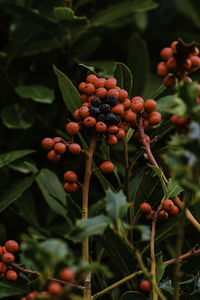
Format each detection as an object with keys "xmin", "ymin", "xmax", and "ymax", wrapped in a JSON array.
[
  {"xmin": 63, "ymin": 171, "xmax": 79, "ymax": 193},
  {"xmin": 0, "ymin": 240, "xmax": 19, "ymax": 281},
  {"xmin": 170, "ymin": 114, "xmax": 191, "ymax": 134},
  {"xmin": 157, "ymin": 40, "xmax": 200, "ymax": 87}
]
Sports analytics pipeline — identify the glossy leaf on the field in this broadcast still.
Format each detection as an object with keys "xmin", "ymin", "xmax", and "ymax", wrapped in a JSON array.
[
  {"xmin": 114, "ymin": 62, "xmax": 133, "ymax": 96},
  {"xmin": 105, "ymin": 189, "xmax": 128, "ymax": 222},
  {"xmin": 156, "ymin": 252, "xmax": 167, "ymax": 282},
  {"xmin": 167, "ymin": 178, "xmax": 184, "ymax": 198},
  {"xmin": 15, "ymin": 85, "xmax": 54, "ymax": 104},
  {"xmin": 0, "ymin": 281, "xmax": 30, "ymax": 298},
  {"xmin": 0, "ymin": 149, "xmax": 35, "ymax": 169}
]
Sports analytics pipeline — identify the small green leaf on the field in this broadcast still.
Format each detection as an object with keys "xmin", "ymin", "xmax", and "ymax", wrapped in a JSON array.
[
  {"xmin": 0, "ymin": 173, "xmax": 38, "ymax": 212},
  {"xmin": 149, "ymin": 165, "xmax": 168, "ymax": 198},
  {"xmin": 40, "ymin": 239, "xmax": 68, "ymax": 265},
  {"xmin": 114, "ymin": 62, "xmax": 133, "ymax": 96},
  {"xmin": 0, "ymin": 149, "xmax": 35, "ymax": 169},
  {"xmin": 0, "ymin": 281, "xmax": 30, "ymax": 298},
  {"xmin": 1, "ymin": 104, "xmax": 34, "ymax": 129},
  {"xmin": 69, "ymin": 216, "xmax": 111, "ymax": 242},
  {"xmin": 105, "ymin": 189, "xmax": 129, "ymax": 222},
  {"xmin": 134, "ymin": 225, "xmax": 151, "ymax": 241},
  {"xmin": 160, "ymin": 280, "xmax": 174, "ymax": 295},
  {"xmin": 53, "ymin": 65, "xmax": 81, "ymax": 114},
  {"xmin": 167, "ymin": 178, "xmax": 184, "ymax": 198},
  {"xmin": 156, "ymin": 252, "xmax": 167, "ymax": 282},
  {"xmin": 54, "ymin": 7, "xmax": 87, "ymax": 23},
  {"xmin": 15, "ymin": 85, "xmax": 54, "ymax": 104}
]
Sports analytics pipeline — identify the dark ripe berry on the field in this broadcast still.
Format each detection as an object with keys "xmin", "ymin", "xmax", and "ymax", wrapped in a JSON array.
[
  {"xmin": 79, "ymin": 106, "xmax": 90, "ymax": 119},
  {"xmin": 66, "ymin": 122, "xmax": 80, "ymax": 135},
  {"xmin": 116, "ymin": 128, "xmax": 126, "ymax": 140},
  {"xmin": 106, "ymin": 113, "xmax": 120, "ymax": 125},
  {"xmin": 149, "ymin": 111, "xmax": 162, "ymax": 125},
  {"xmin": 124, "ymin": 110, "xmax": 136, "ymax": 122},
  {"xmin": 95, "ymin": 122, "xmax": 107, "ymax": 133},
  {"xmin": 60, "ymin": 267, "xmax": 75, "ymax": 282},
  {"xmin": 122, "ymin": 98, "xmax": 131, "ymax": 109},
  {"xmin": 86, "ymin": 74, "xmax": 98, "ymax": 83},
  {"xmin": 91, "ymin": 97, "xmax": 101, "ymax": 107},
  {"xmin": 144, "ymin": 99, "xmax": 157, "ymax": 113},
  {"xmin": 96, "ymin": 87, "xmax": 107, "ymax": 98},
  {"xmin": 100, "ymin": 161, "xmax": 114, "ymax": 174},
  {"xmin": 131, "ymin": 97, "xmax": 144, "ymax": 112},
  {"xmin": 106, "ymin": 135, "xmax": 118, "ymax": 146},
  {"xmin": 89, "ymin": 106, "xmax": 101, "ymax": 116},
  {"xmin": 69, "ymin": 143, "xmax": 81, "ymax": 155},
  {"xmin": 78, "ymin": 82, "xmax": 86, "ymax": 92},
  {"xmin": 41, "ymin": 138, "xmax": 54, "ymax": 151},
  {"xmin": 190, "ymin": 55, "xmax": 200, "ymax": 67},
  {"xmin": 162, "ymin": 199, "xmax": 174, "ymax": 212},
  {"xmin": 64, "ymin": 182, "xmax": 78, "ymax": 193},
  {"xmin": 107, "ymin": 89, "xmax": 119, "ymax": 98},
  {"xmin": 184, "ymin": 58, "xmax": 192, "ymax": 70},
  {"xmin": 54, "ymin": 143, "xmax": 66, "ymax": 155},
  {"xmin": 105, "ymin": 95, "xmax": 118, "ymax": 107},
  {"xmin": 160, "ymin": 47, "xmax": 173, "ymax": 60},
  {"xmin": 168, "ymin": 205, "xmax": 179, "ymax": 216},
  {"xmin": 47, "ymin": 150, "xmax": 60, "ymax": 163},
  {"xmin": 5, "ymin": 240, "xmax": 19, "ymax": 253},
  {"xmin": 171, "ymin": 41, "xmax": 178, "ymax": 51},
  {"xmin": 105, "ymin": 77, "xmax": 117, "ymax": 89},
  {"xmin": 158, "ymin": 210, "xmax": 168, "ymax": 221},
  {"xmin": 167, "ymin": 56, "xmax": 177, "ymax": 69},
  {"xmin": 118, "ymin": 89, "xmax": 128, "ymax": 101},
  {"xmin": 140, "ymin": 203, "xmax": 151, "ymax": 214},
  {"xmin": 97, "ymin": 114, "xmax": 106, "ymax": 123},
  {"xmin": 145, "ymin": 210, "xmax": 155, "ymax": 220},
  {"xmin": 2, "ymin": 252, "xmax": 15, "ymax": 264},
  {"xmin": 94, "ymin": 78, "xmax": 106, "ymax": 88},
  {"xmin": 84, "ymin": 83, "xmax": 95, "ymax": 95},
  {"xmin": 0, "ymin": 262, "xmax": 7, "ymax": 273},
  {"xmin": 163, "ymin": 75, "xmax": 176, "ymax": 88},
  {"xmin": 107, "ymin": 125, "xmax": 119, "ymax": 134},
  {"xmin": 74, "ymin": 109, "xmax": 81, "ymax": 121},
  {"xmin": 101, "ymin": 104, "xmax": 111, "ymax": 114},
  {"xmin": 88, "ymin": 94, "xmax": 96, "ymax": 102},
  {"xmin": 139, "ymin": 280, "xmax": 152, "ymax": 293},
  {"xmin": 6, "ymin": 270, "xmax": 18, "ymax": 281},
  {"xmin": 80, "ymin": 94, "xmax": 88, "ymax": 103},
  {"xmin": 111, "ymin": 103, "xmax": 124, "ymax": 118},
  {"xmin": 64, "ymin": 171, "xmax": 77, "ymax": 183},
  {"xmin": 48, "ymin": 282, "xmax": 62, "ymax": 295},
  {"xmin": 84, "ymin": 116, "xmax": 96, "ymax": 128},
  {"xmin": 157, "ymin": 62, "xmax": 168, "ymax": 76}
]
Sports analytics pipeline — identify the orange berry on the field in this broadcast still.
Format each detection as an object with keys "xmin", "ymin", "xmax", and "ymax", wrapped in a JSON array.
[
  {"xmin": 93, "ymin": 78, "xmax": 106, "ymax": 88},
  {"xmin": 116, "ymin": 128, "xmax": 126, "ymax": 140},
  {"xmin": 111, "ymin": 103, "xmax": 124, "ymax": 118},
  {"xmin": 54, "ymin": 143, "xmax": 66, "ymax": 155},
  {"xmin": 0, "ymin": 246, "xmax": 3, "ymax": 256},
  {"xmin": 131, "ymin": 97, "xmax": 144, "ymax": 112},
  {"xmin": 160, "ymin": 47, "xmax": 173, "ymax": 60},
  {"xmin": 83, "ymin": 116, "xmax": 96, "ymax": 128},
  {"xmin": 106, "ymin": 135, "xmax": 118, "ymax": 146},
  {"xmin": 84, "ymin": 83, "xmax": 95, "ymax": 95},
  {"xmin": 96, "ymin": 87, "xmax": 107, "ymax": 98},
  {"xmin": 6, "ymin": 270, "xmax": 18, "ymax": 281},
  {"xmin": 145, "ymin": 210, "xmax": 155, "ymax": 220},
  {"xmin": 95, "ymin": 122, "xmax": 107, "ymax": 133},
  {"xmin": 118, "ymin": 121, "xmax": 129, "ymax": 132},
  {"xmin": 41, "ymin": 138, "xmax": 54, "ymax": 151},
  {"xmin": 190, "ymin": 55, "xmax": 200, "ymax": 67},
  {"xmin": 1, "ymin": 252, "xmax": 15, "ymax": 264},
  {"xmin": 107, "ymin": 89, "xmax": 119, "ymax": 98},
  {"xmin": 64, "ymin": 182, "xmax": 78, "ymax": 193},
  {"xmin": 69, "ymin": 143, "xmax": 81, "ymax": 155},
  {"xmin": 5, "ymin": 240, "xmax": 19, "ymax": 253},
  {"xmin": 47, "ymin": 149, "xmax": 60, "ymax": 163},
  {"xmin": 0, "ymin": 262, "xmax": 7, "ymax": 273},
  {"xmin": 149, "ymin": 111, "xmax": 162, "ymax": 125},
  {"xmin": 73, "ymin": 109, "xmax": 81, "ymax": 121},
  {"xmin": 158, "ymin": 210, "xmax": 168, "ymax": 221},
  {"xmin": 79, "ymin": 106, "xmax": 90, "ymax": 119},
  {"xmin": 140, "ymin": 203, "xmax": 151, "ymax": 214},
  {"xmin": 157, "ymin": 62, "xmax": 168, "ymax": 76},
  {"xmin": 184, "ymin": 58, "xmax": 192, "ymax": 70},
  {"xmin": 144, "ymin": 99, "xmax": 157, "ymax": 113},
  {"xmin": 105, "ymin": 77, "xmax": 117, "ymax": 89},
  {"xmin": 118, "ymin": 89, "xmax": 128, "ymax": 101},
  {"xmin": 48, "ymin": 282, "xmax": 62, "ymax": 295},
  {"xmin": 171, "ymin": 41, "xmax": 178, "ymax": 52},
  {"xmin": 86, "ymin": 74, "xmax": 98, "ymax": 83},
  {"xmin": 100, "ymin": 161, "xmax": 114, "ymax": 174},
  {"xmin": 124, "ymin": 110, "xmax": 136, "ymax": 122},
  {"xmin": 167, "ymin": 56, "xmax": 177, "ymax": 69},
  {"xmin": 64, "ymin": 171, "xmax": 77, "ymax": 183},
  {"xmin": 80, "ymin": 94, "xmax": 88, "ymax": 103},
  {"xmin": 140, "ymin": 280, "xmax": 152, "ymax": 293},
  {"xmin": 107, "ymin": 125, "xmax": 119, "ymax": 134},
  {"xmin": 52, "ymin": 137, "xmax": 61, "ymax": 143},
  {"xmin": 163, "ymin": 75, "xmax": 176, "ymax": 88},
  {"xmin": 168, "ymin": 205, "xmax": 179, "ymax": 216},
  {"xmin": 122, "ymin": 98, "xmax": 131, "ymax": 109},
  {"xmin": 78, "ymin": 82, "xmax": 86, "ymax": 93},
  {"xmin": 162, "ymin": 199, "xmax": 174, "ymax": 212},
  {"xmin": 82, "ymin": 102, "xmax": 90, "ymax": 107},
  {"xmin": 66, "ymin": 122, "xmax": 80, "ymax": 136},
  {"xmin": 60, "ymin": 267, "xmax": 75, "ymax": 282}
]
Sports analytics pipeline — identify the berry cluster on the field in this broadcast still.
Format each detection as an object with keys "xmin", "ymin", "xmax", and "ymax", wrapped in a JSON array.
[
  {"xmin": 140, "ymin": 199, "xmax": 179, "ymax": 221},
  {"xmin": 20, "ymin": 267, "xmax": 75, "ymax": 299},
  {"xmin": 170, "ymin": 114, "xmax": 191, "ymax": 134},
  {"xmin": 157, "ymin": 40, "xmax": 200, "ymax": 87},
  {"xmin": 0, "ymin": 240, "xmax": 19, "ymax": 281},
  {"xmin": 63, "ymin": 170, "xmax": 79, "ymax": 193}
]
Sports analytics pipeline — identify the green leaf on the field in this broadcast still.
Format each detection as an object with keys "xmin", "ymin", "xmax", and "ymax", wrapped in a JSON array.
[
  {"xmin": 157, "ymin": 95, "xmax": 177, "ymax": 113},
  {"xmin": 114, "ymin": 62, "xmax": 133, "ymax": 96},
  {"xmin": 156, "ymin": 252, "xmax": 166, "ymax": 283},
  {"xmin": 0, "ymin": 281, "xmax": 30, "ymax": 298},
  {"xmin": 0, "ymin": 173, "xmax": 38, "ymax": 212},
  {"xmin": 149, "ymin": 165, "xmax": 168, "ymax": 198},
  {"xmin": 127, "ymin": 33, "xmax": 149, "ymax": 96},
  {"xmin": 167, "ymin": 178, "xmax": 184, "ymax": 198},
  {"xmin": 15, "ymin": 85, "xmax": 54, "ymax": 104},
  {"xmin": 174, "ymin": 0, "xmax": 200, "ymax": 29},
  {"xmin": 1, "ymin": 104, "xmax": 34, "ymax": 129},
  {"xmin": 134, "ymin": 225, "xmax": 151, "ymax": 241},
  {"xmin": 69, "ymin": 216, "xmax": 111, "ymax": 242},
  {"xmin": 54, "ymin": 7, "xmax": 87, "ymax": 23},
  {"xmin": 0, "ymin": 149, "xmax": 35, "ymax": 169},
  {"xmin": 91, "ymin": 0, "xmax": 158, "ymax": 26},
  {"xmin": 160, "ymin": 280, "xmax": 174, "ymax": 295},
  {"xmin": 39, "ymin": 239, "xmax": 68, "ymax": 265},
  {"xmin": 105, "ymin": 189, "xmax": 129, "ymax": 222},
  {"xmin": 120, "ymin": 291, "xmax": 145, "ymax": 300},
  {"xmin": 53, "ymin": 65, "xmax": 81, "ymax": 114}
]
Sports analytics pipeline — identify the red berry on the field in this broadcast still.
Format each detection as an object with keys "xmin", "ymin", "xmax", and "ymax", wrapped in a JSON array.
[
  {"xmin": 140, "ymin": 280, "xmax": 152, "ymax": 293},
  {"xmin": 157, "ymin": 62, "xmax": 168, "ymax": 76},
  {"xmin": 1, "ymin": 252, "xmax": 15, "ymax": 264},
  {"xmin": 0, "ymin": 262, "xmax": 7, "ymax": 273},
  {"xmin": 162, "ymin": 199, "xmax": 174, "ymax": 212},
  {"xmin": 47, "ymin": 149, "xmax": 60, "ymax": 162},
  {"xmin": 122, "ymin": 98, "xmax": 131, "ymax": 109},
  {"xmin": 73, "ymin": 109, "xmax": 81, "ymax": 121},
  {"xmin": 79, "ymin": 106, "xmax": 90, "ymax": 119},
  {"xmin": 100, "ymin": 161, "xmax": 114, "ymax": 174},
  {"xmin": 184, "ymin": 58, "xmax": 192, "ymax": 70},
  {"xmin": 0, "ymin": 246, "xmax": 3, "ymax": 256},
  {"xmin": 5, "ymin": 240, "xmax": 19, "ymax": 253},
  {"xmin": 96, "ymin": 87, "xmax": 107, "ymax": 98},
  {"xmin": 64, "ymin": 171, "xmax": 77, "ymax": 183},
  {"xmin": 86, "ymin": 74, "xmax": 98, "ymax": 84},
  {"xmin": 131, "ymin": 97, "xmax": 144, "ymax": 112},
  {"xmin": 118, "ymin": 121, "xmax": 129, "ymax": 132},
  {"xmin": 160, "ymin": 47, "xmax": 173, "ymax": 60},
  {"xmin": 6, "ymin": 270, "xmax": 18, "ymax": 281},
  {"xmin": 124, "ymin": 111, "xmax": 136, "ymax": 122},
  {"xmin": 163, "ymin": 75, "xmax": 176, "ymax": 88},
  {"xmin": 168, "ymin": 205, "xmax": 179, "ymax": 216},
  {"xmin": 69, "ymin": 143, "xmax": 81, "ymax": 155},
  {"xmin": 190, "ymin": 55, "xmax": 200, "ymax": 67},
  {"xmin": 145, "ymin": 210, "xmax": 155, "ymax": 220},
  {"xmin": 111, "ymin": 103, "xmax": 124, "ymax": 118},
  {"xmin": 149, "ymin": 111, "xmax": 162, "ymax": 125},
  {"xmin": 48, "ymin": 282, "xmax": 62, "ymax": 295},
  {"xmin": 94, "ymin": 78, "xmax": 106, "ymax": 88},
  {"xmin": 170, "ymin": 114, "xmax": 179, "ymax": 124},
  {"xmin": 84, "ymin": 83, "xmax": 95, "ymax": 95},
  {"xmin": 144, "ymin": 99, "xmax": 157, "ymax": 113},
  {"xmin": 95, "ymin": 122, "xmax": 107, "ymax": 133},
  {"xmin": 118, "ymin": 89, "xmax": 128, "ymax": 101},
  {"xmin": 171, "ymin": 41, "xmax": 178, "ymax": 52},
  {"xmin": 116, "ymin": 128, "xmax": 126, "ymax": 140},
  {"xmin": 105, "ymin": 77, "xmax": 117, "ymax": 89},
  {"xmin": 107, "ymin": 88, "xmax": 119, "ymax": 98},
  {"xmin": 52, "ymin": 137, "xmax": 61, "ymax": 143},
  {"xmin": 167, "ymin": 56, "xmax": 177, "ymax": 69},
  {"xmin": 64, "ymin": 182, "xmax": 78, "ymax": 193},
  {"xmin": 106, "ymin": 135, "xmax": 118, "ymax": 146},
  {"xmin": 60, "ymin": 267, "xmax": 75, "ymax": 282},
  {"xmin": 41, "ymin": 138, "xmax": 54, "ymax": 151},
  {"xmin": 107, "ymin": 125, "xmax": 119, "ymax": 134},
  {"xmin": 80, "ymin": 94, "xmax": 88, "ymax": 103},
  {"xmin": 66, "ymin": 122, "xmax": 80, "ymax": 136},
  {"xmin": 54, "ymin": 143, "xmax": 66, "ymax": 155},
  {"xmin": 140, "ymin": 203, "xmax": 151, "ymax": 214},
  {"xmin": 83, "ymin": 116, "xmax": 96, "ymax": 128},
  {"xmin": 78, "ymin": 82, "xmax": 86, "ymax": 93},
  {"xmin": 158, "ymin": 210, "xmax": 168, "ymax": 221}
]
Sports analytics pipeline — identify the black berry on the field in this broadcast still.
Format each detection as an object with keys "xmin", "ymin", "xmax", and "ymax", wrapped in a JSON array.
[
  {"xmin": 101, "ymin": 104, "xmax": 111, "ymax": 114},
  {"xmin": 89, "ymin": 106, "xmax": 101, "ymax": 116},
  {"xmin": 105, "ymin": 95, "xmax": 118, "ymax": 107},
  {"xmin": 91, "ymin": 97, "xmax": 101, "ymax": 107}
]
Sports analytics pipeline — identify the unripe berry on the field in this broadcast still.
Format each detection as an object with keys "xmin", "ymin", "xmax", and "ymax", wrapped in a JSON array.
[
  {"xmin": 54, "ymin": 143, "xmax": 66, "ymax": 155},
  {"xmin": 144, "ymin": 99, "xmax": 157, "ymax": 113},
  {"xmin": 27, "ymin": 291, "xmax": 38, "ymax": 300},
  {"xmin": 64, "ymin": 182, "xmax": 79, "ymax": 193},
  {"xmin": 0, "ymin": 273, "xmax": 5, "ymax": 279},
  {"xmin": 48, "ymin": 282, "xmax": 62, "ymax": 295},
  {"xmin": 64, "ymin": 171, "xmax": 77, "ymax": 183},
  {"xmin": 140, "ymin": 203, "xmax": 151, "ymax": 214},
  {"xmin": 95, "ymin": 122, "xmax": 107, "ymax": 133},
  {"xmin": 139, "ymin": 280, "xmax": 152, "ymax": 293},
  {"xmin": 60, "ymin": 267, "xmax": 75, "ymax": 282},
  {"xmin": 41, "ymin": 138, "xmax": 54, "ymax": 151},
  {"xmin": 6, "ymin": 270, "xmax": 18, "ymax": 281},
  {"xmin": 149, "ymin": 111, "xmax": 162, "ymax": 125},
  {"xmin": 47, "ymin": 149, "xmax": 60, "ymax": 163},
  {"xmin": 1, "ymin": 252, "xmax": 15, "ymax": 264},
  {"xmin": 100, "ymin": 162, "xmax": 114, "ymax": 174},
  {"xmin": 5, "ymin": 240, "xmax": 19, "ymax": 253},
  {"xmin": 69, "ymin": 143, "xmax": 81, "ymax": 155},
  {"xmin": 157, "ymin": 62, "xmax": 168, "ymax": 76},
  {"xmin": 162, "ymin": 199, "xmax": 174, "ymax": 212}
]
